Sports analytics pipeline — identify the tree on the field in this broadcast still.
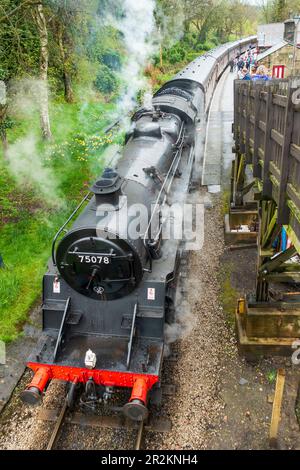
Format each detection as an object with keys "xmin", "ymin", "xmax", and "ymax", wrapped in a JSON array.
[
  {"xmin": 260, "ymin": 0, "xmax": 273, "ymax": 23},
  {"xmin": 49, "ymin": 4, "xmax": 76, "ymax": 103},
  {"xmin": 260, "ymin": 0, "xmax": 300, "ymax": 23},
  {"xmin": 32, "ymin": 2, "xmax": 51, "ymax": 139},
  {"xmin": 272, "ymin": 0, "xmax": 287, "ymax": 21}
]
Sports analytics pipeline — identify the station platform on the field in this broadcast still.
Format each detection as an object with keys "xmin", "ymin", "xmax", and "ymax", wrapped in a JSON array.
[{"xmin": 202, "ymin": 68, "xmax": 235, "ymax": 191}]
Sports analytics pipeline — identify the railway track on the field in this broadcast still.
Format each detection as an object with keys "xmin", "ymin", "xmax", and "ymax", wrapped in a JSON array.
[
  {"xmin": 42, "ymin": 384, "xmax": 175, "ymax": 450},
  {"xmin": 43, "ymin": 406, "xmax": 167, "ymax": 451}
]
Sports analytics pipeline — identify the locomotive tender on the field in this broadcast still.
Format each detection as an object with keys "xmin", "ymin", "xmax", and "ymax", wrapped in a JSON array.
[{"xmin": 21, "ymin": 36, "xmax": 256, "ymax": 421}]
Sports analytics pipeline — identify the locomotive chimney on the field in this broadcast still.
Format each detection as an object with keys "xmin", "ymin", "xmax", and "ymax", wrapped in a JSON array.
[{"xmin": 91, "ymin": 168, "xmax": 123, "ymax": 208}]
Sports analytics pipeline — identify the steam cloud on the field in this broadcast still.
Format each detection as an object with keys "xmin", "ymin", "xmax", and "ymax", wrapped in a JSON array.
[
  {"xmin": 164, "ymin": 298, "xmax": 197, "ymax": 357},
  {"xmin": 112, "ymin": 0, "xmax": 158, "ymax": 126},
  {"xmin": 5, "ymin": 79, "xmax": 61, "ymax": 204}
]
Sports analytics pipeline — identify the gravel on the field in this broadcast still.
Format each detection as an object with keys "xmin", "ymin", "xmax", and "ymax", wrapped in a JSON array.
[
  {"xmin": 1, "ymin": 188, "xmax": 299, "ymax": 450},
  {"xmin": 145, "ymin": 190, "xmax": 229, "ymax": 450},
  {"xmin": 0, "ymin": 189, "xmax": 228, "ymax": 450}
]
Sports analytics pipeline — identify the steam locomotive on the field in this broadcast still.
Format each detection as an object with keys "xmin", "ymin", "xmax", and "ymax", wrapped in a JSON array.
[{"xmin": 21, "ymin": 36, "xmax": 256, "ymax": 421}]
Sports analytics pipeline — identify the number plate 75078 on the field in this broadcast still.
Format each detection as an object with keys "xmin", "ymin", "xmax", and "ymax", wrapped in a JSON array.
[{"xmin": 77, "ymin": 255, "xmax": 110, "ymax": 264}]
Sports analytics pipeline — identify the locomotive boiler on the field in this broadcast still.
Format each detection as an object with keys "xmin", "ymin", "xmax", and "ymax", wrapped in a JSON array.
[{"xmin": 21, "ymin": 36, "xmax": 256, "ymax": 421}]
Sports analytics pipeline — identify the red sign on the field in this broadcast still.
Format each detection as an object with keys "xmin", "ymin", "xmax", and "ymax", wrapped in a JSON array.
[{"xmin": 272, "ymin": 65, "xmax": 285, "ymax": 78}]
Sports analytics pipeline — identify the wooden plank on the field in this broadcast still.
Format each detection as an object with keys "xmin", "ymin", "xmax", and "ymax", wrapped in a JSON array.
[
  {"xmin": 272, "ymin": 94, "xmax": 287, "ymax": 107},
  {"xmin": 245, "ymin": 82, "xmax": 251, "ymax": 163},
  {"xmin": 290, "ymin": 143, "xmax": 300, "ymax": 163},
  {"xmin": 287, "ymin": 183, "xmax": 300, "ymax": 212},
  {"xmin": 266, "ymin": 272, "xmax": 300, "ymax": 282},
  {"xmin": 245, "ymin": 315, "xmax": 300, "ymax": 338},
  {"xmin": 262, "ymin": 84, "xmax": 274, "ymax": 198},
  {"xmin": 233, "ymin": 80, "xmax": 239, "ymax": 143},
  {"xmin": 269, "ymin": 161, "xmax": 280, "ymax": 180},
  {"xmin": 277, "ymin": 86, "xmax": 295, "ymax": 224},
  {"xmin": 253, "ymin": 83, "xmax": 264, "ymax": 177},
  {"xmin": 258, "ymin": 120, "xmax": 266, "ymax": 132},
  {"xmin": 270, "ymin": 129, "xmax": 283, "ymax": 147},
  {"xmin": 38, "ymin": 408, "xmax": 171, "ymax": 433},
  {"xmin": 269, "ymin": 369, "xmax": 286, "ymax": 448}
]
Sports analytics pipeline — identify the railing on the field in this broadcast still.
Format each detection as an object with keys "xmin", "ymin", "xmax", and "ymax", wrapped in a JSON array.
[{"xmin": 233, "ymin": 77, "xmax": 300, "ymax": 246}]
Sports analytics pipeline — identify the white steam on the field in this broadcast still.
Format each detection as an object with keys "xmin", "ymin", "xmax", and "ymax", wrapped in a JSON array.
[
  {"xmin": 164, "ymin": 298, "xmax": 197, "ymax": 357},
  {"xmin": 113, "ymin": 0, "xmax": 158, "ymax": 126},
  {"xmin": 6, "ymin": 79, "xmax": 60, "ymax": 204},
  {"xmin": 7, "ymin": 134, "xmax": 59, "ymax": 203}
]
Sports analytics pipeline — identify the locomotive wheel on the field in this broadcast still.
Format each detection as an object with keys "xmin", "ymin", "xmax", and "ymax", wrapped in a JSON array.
[
  {"xmin": 65, "ymin": 382, "xmax": 82, "ymax": 409},
  {"xmin": 149, "ymin": 385, "xmax": 162, "ymax": 406},
  {"xmin": 165, "ymin": 298, "xmax": 176, "ymax": 325}
]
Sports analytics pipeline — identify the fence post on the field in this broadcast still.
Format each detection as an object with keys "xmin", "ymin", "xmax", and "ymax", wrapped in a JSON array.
[
  {"xmin": 245, "ymin": 81, "xmax": 251, "ymax": 163},
  {"xmin": 252, "ymin": 81, "xmax": 263, "ymax": 178},
  {"xmin": 262, "ymin": 82, "xmax": 273, "ymax": 199},
  {"xmin": 277, "ymin": 84, "xmax": 295, "ymax": 225}
]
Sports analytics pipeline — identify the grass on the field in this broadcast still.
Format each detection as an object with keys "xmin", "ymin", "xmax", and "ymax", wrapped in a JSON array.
[
  {"xmin": 266, "ymin": 369, "xmax": 277, "ymax": 384},
  {"xmin": 0, "ymin": 99, "xmax": 120, "ymax": 341},
  {"xmin": 221, "ymin": 189, "xmax": 230, "ymax": 217}
]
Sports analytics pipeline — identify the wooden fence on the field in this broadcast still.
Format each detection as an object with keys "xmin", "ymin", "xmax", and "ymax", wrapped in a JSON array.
[{"xmin": 233, "ymin": 78, "xmax": 300, "ymax": 249}]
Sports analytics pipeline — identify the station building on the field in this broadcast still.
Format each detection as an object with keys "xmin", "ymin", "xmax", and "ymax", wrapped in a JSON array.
[{"xmin": 257, "ymin": 18, "xmax": 300, "ymax": 77}]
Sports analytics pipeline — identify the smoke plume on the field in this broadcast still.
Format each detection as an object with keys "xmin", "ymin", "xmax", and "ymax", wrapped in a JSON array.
[
  {"xmin": 5, "ymin": 79, "xmax": 61, "ymax": 204},
  {"xmin": 111, "ymin": 0, "xmax": 158, "ymax": 127},
  {"xmin": 7, "ymin": 134, "xmax": 59, "ymax": 204}
]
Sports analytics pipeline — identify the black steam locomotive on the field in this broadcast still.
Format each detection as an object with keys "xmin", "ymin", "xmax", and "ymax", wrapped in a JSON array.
[{"xmin": 21, "ymin": 36, "xmax": 255, "ymax": 421}]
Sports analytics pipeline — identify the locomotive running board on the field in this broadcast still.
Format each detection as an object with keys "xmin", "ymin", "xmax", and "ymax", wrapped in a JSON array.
[{"xmin": 38, "ymin": 408, "xmax": 171, "ymax": 433}]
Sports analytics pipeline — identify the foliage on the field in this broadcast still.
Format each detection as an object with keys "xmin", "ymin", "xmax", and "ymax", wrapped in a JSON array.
[
  {"xmin": 0, "ymin": 100, "xmax": 118, "ymax": 341},
  {"xmin": 0, "ymin": 116, "xmax": 14, "ymax": 132},
  {"xmin": 94, "ymin": 65, "xmax": 119, "ymax": 95},
  {"xmin": 261, "ymin": 0, "xmax": 300, "ymax": 23},
  {"xmin": 157, "ymin": 0, "xmax": 258, "ymax": 46},
  {"xmin": 266, "ymin": 369, "xmax": 277, "ymax": 384},
  {"xmin": 162, "ymin": 42, "xmax": 187, "ymax": 64}
]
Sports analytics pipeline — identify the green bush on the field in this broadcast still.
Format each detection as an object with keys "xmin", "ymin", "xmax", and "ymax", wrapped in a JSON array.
[
  {"xmin": 202, "ymin": 41, "xmax": 216, "ymax": 51},
  {"xmin": 163, "ymin": 43, "xmax": 187, "ymax": 65},
  {"xmin": 94, "ymin": 65, "xmax": 118, "ymax": 94},
  {"xmin": 186, "ymin": 51, "xmax": 205, "ymax": 61},
  {"xmin": 101, "ymin": 49, "xmax": 121, "ymax": 71}
]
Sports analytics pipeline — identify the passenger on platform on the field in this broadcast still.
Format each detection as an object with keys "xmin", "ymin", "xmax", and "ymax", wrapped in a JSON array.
[
  {"xmin": 229, "ymin": 59, "xmax": 234, "ymax": 72},
  {"xmin": 251, "ymin": 65, "xmax": 270, "ymax": 81},
  {"xmin": 237, "ymin": 67, "xmax": 244, "ymax": 79},
  {"xmin": 242, "ymin": 67, "xmax": 251, "ymax": 80},
  {"xmin": 237, "ymin": 58, "xmax": 244, "ymax": 70},
  {"xmin": 246, "ymin": 55, "xmax": 251, "ymax": 70}
]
